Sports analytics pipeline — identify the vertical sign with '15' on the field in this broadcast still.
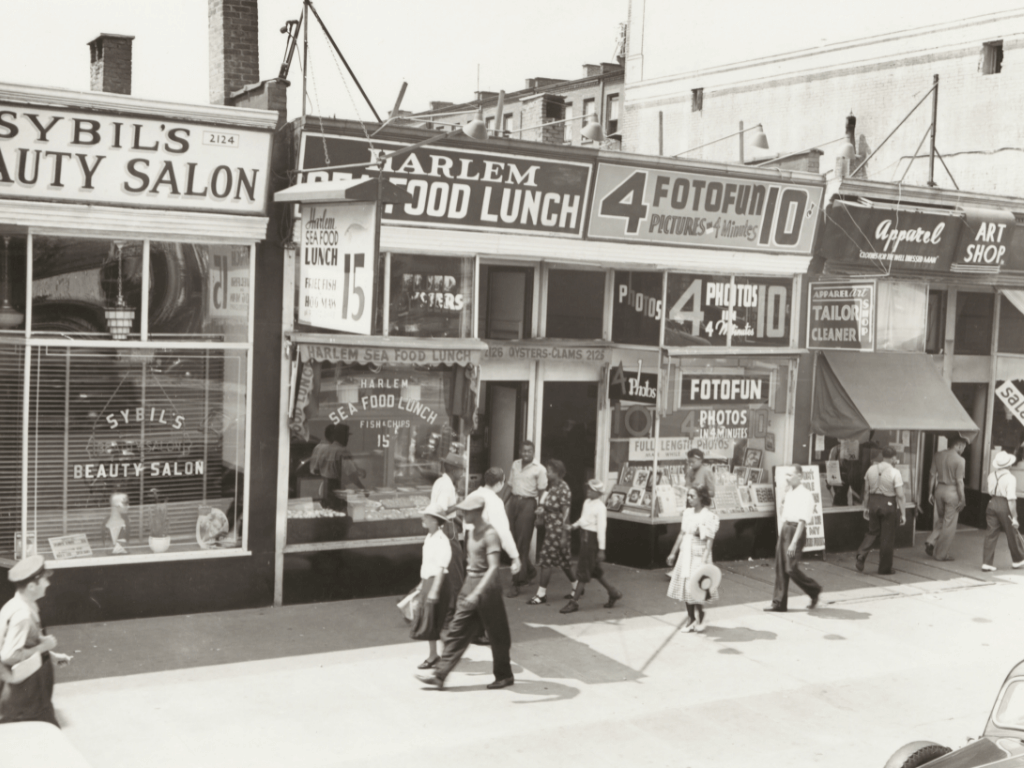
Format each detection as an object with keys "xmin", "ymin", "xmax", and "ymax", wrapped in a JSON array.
[{"xmin": 298, "ymin": 201, "xmax": 377, "ymax": 334}]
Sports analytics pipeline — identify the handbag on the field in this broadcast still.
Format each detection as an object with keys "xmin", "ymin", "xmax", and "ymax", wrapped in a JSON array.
[{"xmin": 397, "ymin": 585, "xmax": 421, "ymax": 624}]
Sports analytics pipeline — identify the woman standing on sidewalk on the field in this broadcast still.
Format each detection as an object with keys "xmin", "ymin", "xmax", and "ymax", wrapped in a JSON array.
[
  {"xmin": 411, "ymin": 505, "xmax": 454, "ymax": 669},
  {"xmin": 560, "ymin": 479, "xmax": 622, "ymax": 614},
  {"xmin": 666, "ymin": 486, "xmax": 720, "ymax": 632},
  {"xmin": 982, "ymin": 451, "xmax": 1024, "ymax": 572},
  {"xmin": 528, "ymin": 460, "xmax": 577, "ymax": 605}
]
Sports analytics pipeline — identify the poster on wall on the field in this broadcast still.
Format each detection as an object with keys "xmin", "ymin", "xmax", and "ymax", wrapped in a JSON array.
[
  {"xmin": 587, "ymin": 162, "xmax": 823, "ymax": 253},
  {"xmin": 298, "ymin": 201, "xmax": 376, "ymax": 334},
  {"xmin": 807, "ymin": 281, "xmax": 875, "ymax": 351},
  {"xmin": 773, "ymin": 465, "xmax": 825, "ymax": 552},
  {"xmin": 664, "ymin": 275, "xmax": 792, "ymax": 347}
]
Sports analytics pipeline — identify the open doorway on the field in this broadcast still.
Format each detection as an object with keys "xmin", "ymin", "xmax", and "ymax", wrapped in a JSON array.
[
  {"xmin": 469, "ymin": 381, "xmax": 528, "ymax": 485},
  {"xmin": 541, "ymin": 382, "xmax": 597, "ymax": 522}
]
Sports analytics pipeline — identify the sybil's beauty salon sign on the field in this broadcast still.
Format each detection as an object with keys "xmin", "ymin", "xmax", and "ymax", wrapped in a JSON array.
[{"xmin": 0, "ymin": 103, "xmax": 272, "ymax": 213}]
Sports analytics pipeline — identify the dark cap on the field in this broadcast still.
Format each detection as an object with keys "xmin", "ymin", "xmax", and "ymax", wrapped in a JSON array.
[{"xmin": 882, "ymin": 447, "xmax": 897, "ymax": 459}]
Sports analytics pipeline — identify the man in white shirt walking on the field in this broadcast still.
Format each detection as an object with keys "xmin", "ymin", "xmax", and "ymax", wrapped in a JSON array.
[
  {"xmin": 855, "ymin": 447, "xmax": 906, "ymax": 575},
  {"xmin": 506, "ymin": 441, "xmax": 547, "ymax": 593},
  {"xmin": 765, "ymin": 466, "xmax": 822, "ymax": 612}
]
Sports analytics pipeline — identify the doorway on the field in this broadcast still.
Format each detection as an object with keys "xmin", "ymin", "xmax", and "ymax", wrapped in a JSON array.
[
  {"xmin": 541, "ymin": 382, "xmax": 597, "ymax": 521},
  {"xmin": 470, "ymin": 381, "xmax": 528, "ymax": 483}
]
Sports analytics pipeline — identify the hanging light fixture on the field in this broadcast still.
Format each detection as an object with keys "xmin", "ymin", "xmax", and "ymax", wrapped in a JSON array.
[
  {"xmin": 104, "ymin": 241, "xmax": 136, "ymax": 340},
  {"xmin": 0, "ymin": 236, "xmax": 24, "ymax": 330}
]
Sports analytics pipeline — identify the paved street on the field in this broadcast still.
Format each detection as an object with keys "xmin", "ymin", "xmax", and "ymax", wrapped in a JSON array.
[{"xmin": 47, "ymin": 530, "xmax": 1024, "ymax": 768}]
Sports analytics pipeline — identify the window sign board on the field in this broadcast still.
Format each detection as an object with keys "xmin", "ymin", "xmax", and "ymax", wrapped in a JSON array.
[
  {"xmin": 665, "ymin": 274, "xmax": 792, "ymax": 347},
  {"xmin": 298, "ymin": 201, "xmax": 376, "ymax": 335},
  {"xmin": 807, "ymin": 281, "xmax": 875, "ymax": 351},
  {"xmin": 587, "ymin": 163, "xmax": 823, "ymax": 254}
]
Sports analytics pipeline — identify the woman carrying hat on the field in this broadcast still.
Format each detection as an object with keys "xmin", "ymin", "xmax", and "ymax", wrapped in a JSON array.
[
  {"xmin": 666, "ymin": 486, "xmax": 720, "ymax": 632},
  {"xmin": 982, "ymin": 451, "xmax": 1024, "ymax": 572},
  {"xmin": 410, "ymin": 505, "xmax": 455, "ymax": 669},
  {"xmin": 560, "ymin": 479, "xmax": 623, "ymax": 614}
]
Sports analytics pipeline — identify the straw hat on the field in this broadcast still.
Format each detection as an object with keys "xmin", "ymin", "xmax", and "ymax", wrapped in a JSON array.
[
  {"xmin": 691, "ymin": 563, "xmax": 722, "ymax": 593},
  {"xmin": 420, "ymin": 503, "xmax": 449, "ymax": 523},
  {"xmin": 587, "ymin": 478, "xmax": 605, "ymax": 494},
  {"xmin": 993, "ymin": 451, "xmax": 1016, "ymax": 470}
]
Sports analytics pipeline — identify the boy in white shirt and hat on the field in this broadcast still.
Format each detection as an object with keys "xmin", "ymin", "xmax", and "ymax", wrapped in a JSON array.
[{"xmin": 560, "ymin": 479, "xmax": 623, "ymax": 614}]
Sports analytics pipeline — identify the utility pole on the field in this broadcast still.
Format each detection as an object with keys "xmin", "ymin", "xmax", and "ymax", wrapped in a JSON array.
[{"xmin": 927, "ymin": 74, "xmax": 938, "ymax": 187}]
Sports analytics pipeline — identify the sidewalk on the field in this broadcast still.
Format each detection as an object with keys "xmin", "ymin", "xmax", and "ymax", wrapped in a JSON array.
[
  {"xmin": 45, "ymin": 526, "xmax": 1024, "ymax": 768},
  {"xmin": 50, "ymin": 527, "xmax": 1006, "ymax": 685}
]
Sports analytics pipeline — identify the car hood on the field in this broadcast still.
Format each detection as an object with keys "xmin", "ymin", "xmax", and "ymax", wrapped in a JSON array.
[{"xmin": 929, "ymin": 738, "xmax": 1024, "ymax": 767}]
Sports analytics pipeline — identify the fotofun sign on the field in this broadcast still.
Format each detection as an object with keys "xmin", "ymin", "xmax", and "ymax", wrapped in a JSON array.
[
  {"xmin": 587, "ymin": 162, "xmax": 823, "ymax": 254},
  {"xmin": 298, "ymin": 201, "xmax": 377, "ymax": 334},
  {"xmin": 299, "ymin": 132, "xmax": 592, "ymax": 237},
  {"xmin": 0, "ymin": 104, "xmax": 272, "ymax": 213}
]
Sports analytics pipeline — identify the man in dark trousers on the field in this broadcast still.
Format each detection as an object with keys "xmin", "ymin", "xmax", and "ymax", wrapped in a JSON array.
[
  {"xmin": 505, "ymin": 440, "xmax": 547, "ymax": 595},
  {"xmin": 417, "ymin": 495, "xmax": 514, "ymax": 690},
  {"xmin": 856, "ymin": 447, "xmax": 906, "ymax": 575},
  {"xmin": 926, "ymin": 436, "xmax": 967, "ymax": 561},
  {"xmin": 765, "ymin": 466, "xmax": 821, "ymax": 612}
]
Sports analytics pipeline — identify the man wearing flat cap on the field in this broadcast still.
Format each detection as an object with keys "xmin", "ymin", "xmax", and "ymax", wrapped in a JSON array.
[
  {"xmin": 417, "ymin": 494, "xmax": 514, "ymax": 690},
  {"xmin": 0, "ymin": 555, "xmax": 71, "ymax": 725}
]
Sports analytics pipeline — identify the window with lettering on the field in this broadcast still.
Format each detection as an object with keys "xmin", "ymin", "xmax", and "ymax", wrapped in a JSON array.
[
  {"xmin": 288, "ymin": 363, "xmax": 468, "ymax": 540},
  {"xmin": 389, "ymin": 254, "xmax": 474, "ymax": 338},
  {"xmin": 665, "ymin": 274, "xmax": 792, "ymax": 347}
]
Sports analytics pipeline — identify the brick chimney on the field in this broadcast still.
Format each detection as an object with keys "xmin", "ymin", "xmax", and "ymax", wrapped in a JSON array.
[
  {"xmin": 519, "ymin": 93, "xmax": 566, "ymax": 145},
  {"xmin": 89, "ymin": 34, "xmax": 134, "ymax": 95},
  {"xmin": 208, "ymin": 0, "xmax": 260, "ymax": 105}
]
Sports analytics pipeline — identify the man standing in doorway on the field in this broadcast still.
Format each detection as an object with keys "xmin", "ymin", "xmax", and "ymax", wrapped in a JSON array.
[
  {"xmin": 765, "ymin": 466, "xmax": 821, "ymax": 612},
  {"xmin": 926, "ymin": 436, "xmax": 967, "ymax": 562},
  {"xmin": 506, "ymin": 441, "xmax": 547, "ymax": 595},
  {"xmin": 685, "ymin": 449, "xmax": 716, "ymax": 499},
  {"xmin": 856, "ymin": 447, "xmax": 906, "ymax": 575}
]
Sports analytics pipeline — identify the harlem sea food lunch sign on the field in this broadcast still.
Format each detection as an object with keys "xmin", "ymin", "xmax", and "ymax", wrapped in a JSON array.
[
  {"xmin": 0, "ymin": 102, "xmax": 272, "ymax": 213},
  {"xmin": 299, "ymin": 132, "xmax": 592, "ymax": 237}
]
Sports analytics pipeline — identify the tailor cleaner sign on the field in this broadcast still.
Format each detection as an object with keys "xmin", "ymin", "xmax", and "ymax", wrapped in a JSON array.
[
  {"xmin": 587, "ymin": 162, "xmax": 823, "ymax": 253},
  {"xmin": 0, "ymin": 105, "xmax": 272, "ymax": 213},
  {"xmin": 298, "ymin": 202, "xmax": 376, "ymax": 334},
  {"xmin": 807, "ymin": 281, "xmax": 875, "ymax": 351},
  {"xmin": 299, "ymin": 132, "xmax": 592, "ymax": 237}
]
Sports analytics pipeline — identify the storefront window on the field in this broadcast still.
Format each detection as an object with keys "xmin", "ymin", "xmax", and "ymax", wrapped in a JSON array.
[
  {"xmin": 612, "ymin": 271, "xmax": 662, "ymax": 346},
  {"xmin": 665, "ymin": 274, "xmax": 793, "ymax": 347},
  {"xmin": 818, "ymin": 431, "xmax": 921, "ymax": 508},
  {"xmin": 545, "ymin": 268, "xmax": 604, "ymax": 339},
  {"xmin": 389, "ymin": 254, "xmax": 473, "ymax": 338},
  {"xmin": 479, "ymin": 264, "xmax": 533, "ymax": 340},
  {"xmin": 998, "ymin": 294, "xmax": 1024, "ymax": 355},
  {"xmin": 148, "ymin": 242, "xmax": 250, "ymax": 342},
  {"xmin": 1, "ymin": 233, "xmax": 255, "ymax": 563},
  {"xmin": 875, "ymin": 281, "xmax": 927, "ymax": 352},
  {"xmin": 32, "ymin": 237, "xmax": 144, "ymax": 338},
  {"xmin": 954, "ymin": 291, "xmax": 995, "ymax": 355},
  {"xmin": 0, "ymin": 346, "xmax": 247, "ymax": 560},
  {"xmin": 288, "ymin": 354, "xmax": 475, "ymax": 543},
  {"xmin": 0, "ymin": 235, "xmax": 27, "ymax": 333},
  {"xmin": 606, "ymin": 356, "xmax": 792, "ymax": 521},
  {"xmin": 925, "ymin": 289, "xmax": 947, "ymax": 354}
]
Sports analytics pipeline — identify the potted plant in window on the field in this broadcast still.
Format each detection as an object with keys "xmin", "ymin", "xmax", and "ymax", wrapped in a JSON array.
[{"xmin": 148, "ymin": 489, "xmax": 171, "ymax": 553}]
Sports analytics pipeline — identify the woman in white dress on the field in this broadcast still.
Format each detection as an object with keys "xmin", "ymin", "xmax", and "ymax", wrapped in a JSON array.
[{"xmin": 666, "ymin": 486, "xmax": 720, "ymax": 632}]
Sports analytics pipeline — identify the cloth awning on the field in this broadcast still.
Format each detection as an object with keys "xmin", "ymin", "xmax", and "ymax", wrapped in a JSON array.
[{"xmin": 811, "ymin": 351, "xmax": 980, "ymax": 441}]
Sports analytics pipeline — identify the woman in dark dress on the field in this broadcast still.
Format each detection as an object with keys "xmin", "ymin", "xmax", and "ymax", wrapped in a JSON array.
[{"xmin": 528, "ymin": 460, "xmax": 577, "ymax": 605}]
